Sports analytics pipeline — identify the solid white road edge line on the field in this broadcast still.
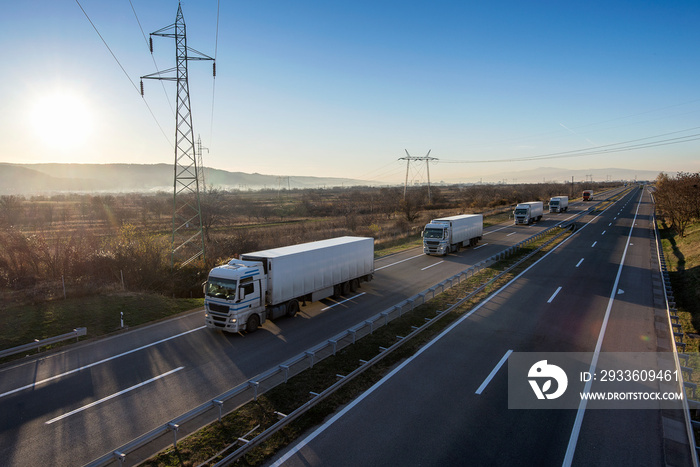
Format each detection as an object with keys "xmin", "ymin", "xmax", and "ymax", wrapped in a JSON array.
[
  {"xmin": 561, "ymin": 187, "xmax": 644, "ymax": 467},
  {"xmin": 475, "ymin": 350, "xmax": 513, "ymax": 395},
  {"xmin": 45, "ymin": 367, "xmax": 184, "ymax": 425},
  {"xmin": 0, "ymin": 327, "xmax": 205, "ymax": 400}
]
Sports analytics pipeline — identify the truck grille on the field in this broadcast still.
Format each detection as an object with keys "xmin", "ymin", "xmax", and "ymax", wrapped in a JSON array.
[{"xmin": 208, "ymin": 303, "xmax": 229, "ymax": 313}]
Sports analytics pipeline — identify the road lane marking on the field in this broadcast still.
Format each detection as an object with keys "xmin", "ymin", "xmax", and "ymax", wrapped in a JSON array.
[
  {"xmin": 591, "ymin": 241, "xmax": 597, "ymax": 247},
  {"xmin": 575, "ymin": 258, "xmax": 584, "ymax": 268},
  {"xmin": 562, "ymin": 186, "xmax": 644, "ymax": 467},
  {"xmin": 45, "ymin": 367, "xmax": 184, "ymax": 425},
  {"xmin": 601, "ymin": 230, "xmax": 606, "ymax": 235},
  {"xmin": 483, "ymin": 225, "xmax": 511, "ymax": 235},
  {"xmin": 421, "ymin": 261, "xmax": 444, "ymax": 271},
  {"xmin": 547, "ymin": 287, "xmax": 562, "ymax": 303},
  {"xmin": 608, "ymin": 223, "xmax": 612, "ymax": 227},
  {"xmin": 321, "ymin": 292, "xmax": 366, "ymax": 311},
  {"xmin": 375, "ymin": 254, "xmax": 423, "ymax": 271},
  {"xmin": 475, "ymin": 350, "xmax": 512, "ymax": 395},
  {"xmin": 0, "ymin": 327, "xmax": 205, "ymax": 400},
  {"xmin": 474, "ymin": 243, "xmax": 488, "ymax": 250},
  {"xmin": 506, "ymin": 232, "xmax": 516, "ymax": 237}
]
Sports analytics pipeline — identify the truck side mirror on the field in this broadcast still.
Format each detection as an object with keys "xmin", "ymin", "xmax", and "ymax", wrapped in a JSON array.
[
  {"xmin": 202, "ymin": 282, "xmax": 207, "ymax": 294},
  {"xmin": 420, "ymin": 231, "xmax": 423, "ymax": 237}
]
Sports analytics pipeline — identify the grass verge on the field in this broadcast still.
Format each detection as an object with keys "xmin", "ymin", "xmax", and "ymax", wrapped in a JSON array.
[
  {"xmin": 142, "ymin": 228, "xmax": 572, "ymax": 467},
  {"xmin": 658, "ymin": 219, "xmax": 700, "ymax": 363},
  {"xmin": 0, "ymin": 292, "xmax": 203, "ymax": 358}
]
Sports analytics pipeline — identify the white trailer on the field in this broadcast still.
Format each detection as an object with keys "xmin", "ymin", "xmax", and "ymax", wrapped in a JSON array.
[
  {"xmin": 549, "ymin": 196, "xmax": 569, "ymax": 213},
  {"xmin": 514, "ymin": 201, "xmax": 544, "ymax": 225},
  {"xmin": 204, "ymin": 236, "xmax": 374, "ymax": 333},
  {"xmin": 423, "ymin": 214, "xmax": 483, "ymax": 255}
]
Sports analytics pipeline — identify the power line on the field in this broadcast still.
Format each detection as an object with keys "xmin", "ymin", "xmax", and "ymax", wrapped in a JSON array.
[
  {"xmin": 129, "ymin": 0, "xmax": 175, "ymax": 117},
  {"xmin": 75, "ymin": 0, "xmax": 171, "ymax": 147},
  {"xmin": 441, "ymin": 126, "xmax": 700, "ymax": 164}
]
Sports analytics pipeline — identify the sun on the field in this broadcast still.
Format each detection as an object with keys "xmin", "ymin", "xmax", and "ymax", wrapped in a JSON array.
[{"xmin": 29, "ymin": 90, "xmax": 94, "ymax": 151}]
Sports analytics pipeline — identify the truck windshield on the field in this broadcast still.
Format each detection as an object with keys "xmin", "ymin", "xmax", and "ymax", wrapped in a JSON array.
[
  {"xmin": 206, "ymin": 277, "xmax": 237, "ymax": 300},
  {"xmin": 514, "ymin": 208, "xmax": 528, "ymax": 215},
  {"xmin": 424, "ymin": 228, "xmax": 445, "ymax": 239},
  {"xmin": 550, "ymin": 201, "xmax": 559, "ymax": 206}
]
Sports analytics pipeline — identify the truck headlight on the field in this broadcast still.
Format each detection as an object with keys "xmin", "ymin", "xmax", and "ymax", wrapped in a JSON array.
[{"xmin": 229, "ymin": 318, "xmax": 237, "ymax": 323}]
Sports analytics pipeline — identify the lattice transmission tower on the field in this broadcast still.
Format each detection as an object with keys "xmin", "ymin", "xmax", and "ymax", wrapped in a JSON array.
[
  {"xmin": 141, "ymin": 2, "xmax": 215, "ymax": 268},
  {"xmin": 399, "ymin": 149, "xmax": 438, "ymax": 203}
]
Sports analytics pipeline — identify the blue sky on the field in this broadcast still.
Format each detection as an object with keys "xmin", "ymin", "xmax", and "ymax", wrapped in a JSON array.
[{"xmin": 2, "ymin": 1, "xmax": 699, "ymax": 184}]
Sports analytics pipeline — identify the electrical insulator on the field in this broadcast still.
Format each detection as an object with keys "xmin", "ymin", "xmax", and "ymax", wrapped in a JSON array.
[
  {"xmin": 149, "ymin": 36, "xmax": 153, "ymax": 53},
  {"xmin": 212, "ymin": 62, "xmax": 216, "ymax": 77},
  {"xmin": 140, "ymin": 80, "xmax": 144, "ymax": 96}
]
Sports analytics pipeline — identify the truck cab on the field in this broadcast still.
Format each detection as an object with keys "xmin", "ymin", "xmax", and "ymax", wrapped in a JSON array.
[
  {"xmin": 204, "ymin": 260, "xmax": 267, "ymax": 332},
  {"xmin": 422, "ymin": 222, "xmax": 450, "ymax": 255}
]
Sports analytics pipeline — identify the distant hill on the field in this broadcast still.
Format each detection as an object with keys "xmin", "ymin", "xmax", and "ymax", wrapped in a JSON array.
[{"xmin": 0, "ymin": 163, "xmax": 375, "ymax": 195}]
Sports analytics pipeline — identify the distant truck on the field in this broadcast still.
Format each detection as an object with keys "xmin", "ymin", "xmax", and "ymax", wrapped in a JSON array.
[
  {"xmin": 422, "ymin": 214, "xmax": 483, "ymax": 256},
  {"xmin": 513, "ymin": 201, "xmax": 544, "ymax": 225},
  {"xmin": 204, "ymin": 236, "xmax": 374, "ymax": 333},
  {"xmin": 582, "ymin": 190, "xmax": 593, "ymax": 201},
  {"xmin": 549, "ymin": 196, "xmax": 569, "ymax": 213}
]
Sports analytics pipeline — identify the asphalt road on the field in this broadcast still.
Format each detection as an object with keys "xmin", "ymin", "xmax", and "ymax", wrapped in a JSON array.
[
  {"xmin": 270, "ymin": 186, "xmax": 692, "ymax": 467},
  {"xmin": 0, "ymin": 189, "xmax": 628, "ymax": 466}
]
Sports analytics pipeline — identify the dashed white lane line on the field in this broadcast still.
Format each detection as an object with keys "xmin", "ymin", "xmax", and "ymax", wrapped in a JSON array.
[
  {"xmin": 591, "ymin": 241, "xmax": 597, "ymax": 247},
  {"xmin": 45, "ymin": 366, "xmax": 185, "ymax": 424},
  {"xmin": 375, "ymin": 254, "xmax": 423, "ymax": 271},
  {"xmin": 421, "ymin": 261, "xmax": 444, "ymax": 271},
  {"xmin": 0, "ymin": 326, "xmax": 205, "ymax": 399},
  {"xmin": 575, "ymin": 258, "xmax": 584, "ymax": 268},
  {"xmin": 475, "ymin": 350, "xmax": 513, "ymax": 395},
  {"xmin": 474, "ymin": 243, "xmax": 489, "ymax": 250},
  {"xmin": 547, "ymin": 287, "xmax": 562, "ymax": 303},
  {"xmin": 322, "ymin": 292, "xmax": 366, "ymax": 311}
]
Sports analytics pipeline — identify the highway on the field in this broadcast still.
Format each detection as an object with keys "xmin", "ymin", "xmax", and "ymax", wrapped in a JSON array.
[
  {"xmin": 271, "ymin": 186, "xmax": 693, "ymax": 466},
  {"xmin": 0, "ymin": 189, "xmax": 632, "ymax": 466}
]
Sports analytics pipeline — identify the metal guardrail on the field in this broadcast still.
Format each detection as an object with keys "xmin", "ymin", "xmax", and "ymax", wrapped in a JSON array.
[
  {"xmin": 86, "ymin": 220, "xmax": 578, "ymax": 467},
  {"xmin": 651, "ymin": 200, "xmax": 700, "ymax": 465},
  {"xmin": 0, "ymin": 328, "xmax": 87, "ymax": 360}
]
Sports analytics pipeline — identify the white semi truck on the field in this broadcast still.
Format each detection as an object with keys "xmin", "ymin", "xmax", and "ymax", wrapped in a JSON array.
[
  {"xmin": 513, "ymin": 201, "xmax": 544, "ymax": 225},
  {"xmin": 422, "ymin": 214, "xmax": 483, "ymax": 256},
  {"xmin": 548, "ymin": 196, "xmax": 569, "ymax": 213},
  {"xmin": 204, "ymin": 236, "xmax": 374, "ymax": 333}
]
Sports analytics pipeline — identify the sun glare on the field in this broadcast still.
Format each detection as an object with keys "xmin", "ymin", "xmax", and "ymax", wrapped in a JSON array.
[{"xmin": 29, "ymin": 91, "xmax": 94, "ymax": 150}]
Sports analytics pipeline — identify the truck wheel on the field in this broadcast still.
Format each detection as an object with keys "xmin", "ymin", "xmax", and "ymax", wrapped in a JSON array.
[
  {"xmin": 350, "ymin": 278, "xmax": 359, "ymax": 293},
  {"xmin": 341, "ymin": 281, "xmax": 351, "ymax": 296},
  {"xmin": 246, "ymin": 314, "xmax": 260, "ymax": 333},
  {"xmin": 286, "ymin": 299, "xmax": 299, "ymax": 317}
]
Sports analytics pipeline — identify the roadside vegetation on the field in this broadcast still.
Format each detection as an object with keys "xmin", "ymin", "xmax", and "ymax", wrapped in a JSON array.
[
  {"xmin": 0, "ymin": 181, "xmax": 616, "ymax": 352},
  {"xmin": 655, "ymin": 172, "xmax": 700, "ymax": 370}
]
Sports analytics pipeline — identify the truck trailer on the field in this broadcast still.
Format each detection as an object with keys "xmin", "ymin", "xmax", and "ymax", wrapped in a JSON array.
[
  {"xmin": 549, "ymin": 196, "xmax": 569, "ymax": 213},
  {"xmin": 204, "ymin": 236, "xmax": 374, "ymax": 333},
  {"xmin": 582, "ymin": 190, "xmax": 593, "ymax": 201},
  {"xmin": 513, "ymin": 201, "xmax": 544, "ymax": 225},
  {"xmin": 422, "ymin": 214, "xmax": 483, "ymax": 255}
]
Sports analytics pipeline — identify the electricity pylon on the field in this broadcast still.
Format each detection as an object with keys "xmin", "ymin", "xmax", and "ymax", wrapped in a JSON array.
[
  {"xmin": 141, "ymin": 2, "xmax": 215, "ymax": 268},
  {"xmin": 197, "ymin": 135, "xmax": 209, "ymax": 193},
  {"xmin": 398, "ymin": 149, "xmax": 438, "ymax": 203}
]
